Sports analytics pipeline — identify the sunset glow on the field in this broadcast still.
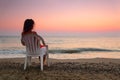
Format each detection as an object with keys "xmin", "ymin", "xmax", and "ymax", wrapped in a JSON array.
[{"xmin": 0, "ymin": 0, "xmax": 120, "ymax": 36}]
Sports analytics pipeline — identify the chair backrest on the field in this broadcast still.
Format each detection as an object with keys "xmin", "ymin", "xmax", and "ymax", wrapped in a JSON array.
[{"xmin": 22, "ymin": 33, "xmax": 40, "ymax": 56}]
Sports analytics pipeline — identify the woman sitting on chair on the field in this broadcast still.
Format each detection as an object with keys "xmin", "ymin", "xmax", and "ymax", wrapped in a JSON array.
[{"xmin": 21, "ymin": 19, "xmax": 48, "ymax": 65}]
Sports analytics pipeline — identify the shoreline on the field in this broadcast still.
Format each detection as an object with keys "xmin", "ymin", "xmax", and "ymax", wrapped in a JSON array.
[
  {"xmin": 0, "ymin": 58, "xmax": 120, "ymax": 65},
  {"xmin": 0, "ymin": 57, "xmax": 120, "ymax": 63}
]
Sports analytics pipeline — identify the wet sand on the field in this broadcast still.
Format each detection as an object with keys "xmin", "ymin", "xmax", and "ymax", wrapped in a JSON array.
[{"xmin": 0, "ymin": 58, "xmax": 120, "ymax": 80}]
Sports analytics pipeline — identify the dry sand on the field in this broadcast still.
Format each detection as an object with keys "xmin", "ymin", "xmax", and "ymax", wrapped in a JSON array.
[{"xmin": 0, "ymin": 58, "xmax": 120, "ymax": 80}]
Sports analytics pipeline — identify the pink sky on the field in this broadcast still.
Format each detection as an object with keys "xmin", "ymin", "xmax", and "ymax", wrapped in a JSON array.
[{"xmin": 0, "ymin": 0, "xmax": 120, "ymax": 36}]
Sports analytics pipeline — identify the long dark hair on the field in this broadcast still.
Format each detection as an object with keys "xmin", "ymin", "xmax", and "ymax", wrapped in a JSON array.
[{"xmin": 23, "ymin": 19, "xmax": 34, "ymax": 33}]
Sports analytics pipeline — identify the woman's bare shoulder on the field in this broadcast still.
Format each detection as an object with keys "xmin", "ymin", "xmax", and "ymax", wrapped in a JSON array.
[
  {"xmin": 31, "ymin": 31, "xmax": 37, "ymax": 34},
  {"xmin": 21, "ymin": 31, "xmax": 37, "ymax": 35}
]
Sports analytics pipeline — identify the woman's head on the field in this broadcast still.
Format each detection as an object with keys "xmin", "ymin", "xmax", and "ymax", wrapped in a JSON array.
[{"xmin": 23, "ymin": 19, "xmax": 34, "ymax": 33}]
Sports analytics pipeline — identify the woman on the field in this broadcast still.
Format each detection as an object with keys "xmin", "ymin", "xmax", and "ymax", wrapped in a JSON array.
[{"xmin": 21, "ymin": 19, "xmax": 47, "ymax": 65}]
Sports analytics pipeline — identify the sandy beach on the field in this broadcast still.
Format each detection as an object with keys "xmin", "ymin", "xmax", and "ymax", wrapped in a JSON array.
[{"xmin": 0, "ymin": 58, "xmax": 120, "ymax": 80}]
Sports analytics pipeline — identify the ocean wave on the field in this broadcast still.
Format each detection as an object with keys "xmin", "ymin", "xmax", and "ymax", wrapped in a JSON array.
[
  {"xmin": 49, "ymin": 48, "xmax": 120, "ymax": 54},
  {"xmin": 0, "ymin": 48, "xmax": 120, "ymax": 54},
  {"xmin": 0, "ymin": 48, "xmax": 25, "ymax": 54}
]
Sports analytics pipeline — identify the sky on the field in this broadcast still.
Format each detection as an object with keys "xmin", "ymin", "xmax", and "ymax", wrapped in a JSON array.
[{"xmin": 0, "ymin": 0, "xmax": 120, "ymax": 36}]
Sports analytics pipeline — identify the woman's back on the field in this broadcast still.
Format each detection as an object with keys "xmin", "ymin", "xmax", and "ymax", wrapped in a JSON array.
[{"xmin": 22, "ymin": 32, "xmax": 41, "ymax": 55}]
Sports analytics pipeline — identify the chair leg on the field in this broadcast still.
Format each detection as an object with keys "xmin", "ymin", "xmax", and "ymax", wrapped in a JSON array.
[
  {"xmin": 46, "ymin": 45, "xmax": 50, "ymax": 66},
  {"xmin": 40, "ymin": 56, "xmax": 43, "ymax": 71},
  {"xmin": 28, "ymin": 56, "xmax": 31, "ymax": 66},
  {"xmin": 47, "ymin": 53, "xmax": 49, "ymax": 66},
  {"xmin": 24, "ymin": 56, "xmax": 27, "ymax": 70}
]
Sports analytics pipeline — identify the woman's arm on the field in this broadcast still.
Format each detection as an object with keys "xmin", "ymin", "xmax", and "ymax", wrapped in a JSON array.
[
  {"xmin": 21, "ymin": 39, "xmax": 25, "ymax": 46},
  {"xmin": 35, "ymin": 32, "xmax": 46, "ymax": 45},
  {"xmin": 21, "ymin": 33, "xmax": 25, "ymax": 46},
  {"xmin": 38, "ymin": 35, "xmax": 46, "ymax": 45}
]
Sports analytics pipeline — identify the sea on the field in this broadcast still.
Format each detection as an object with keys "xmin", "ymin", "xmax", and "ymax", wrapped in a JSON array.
[{"xmin": 0, "ymin": 36, "xmax": 120, "ymax": 59}]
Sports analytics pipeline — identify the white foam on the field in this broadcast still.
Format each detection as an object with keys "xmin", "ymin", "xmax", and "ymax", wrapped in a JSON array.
[
  {"xmin": 0, "ymin": 54, "xmax": 25, "ymax": 58},
  {"xmin": 49, "ymin": 52, "xmax": 120, "ymax": 59},
  {"xmin": 0, "ymin": 52, "xmax": 120, "ymax": 59}
]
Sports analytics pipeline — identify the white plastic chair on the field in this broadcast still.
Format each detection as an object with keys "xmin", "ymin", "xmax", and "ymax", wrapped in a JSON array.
[{"xmin": 22, "ymin": 33, "xmax": 49, "ymax": 71}]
